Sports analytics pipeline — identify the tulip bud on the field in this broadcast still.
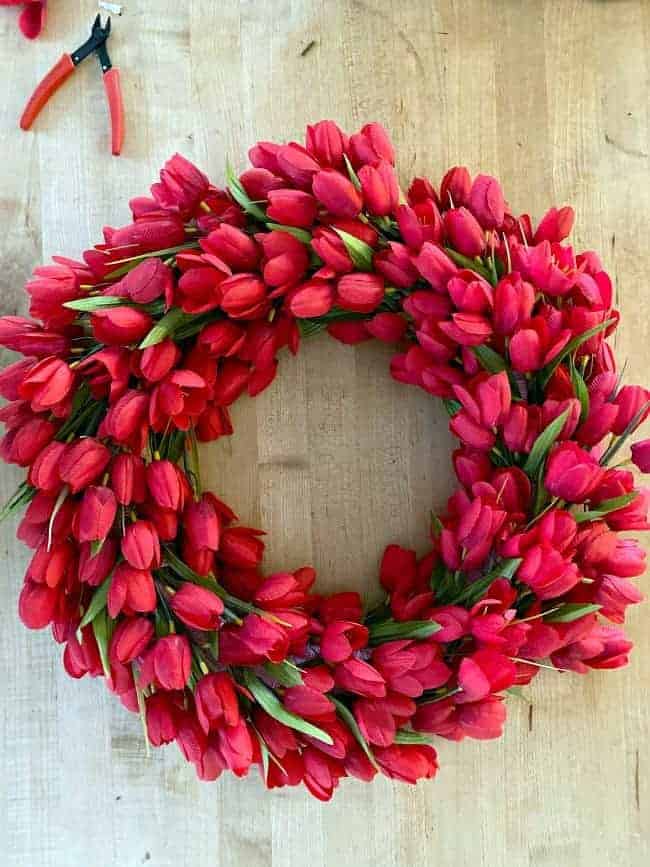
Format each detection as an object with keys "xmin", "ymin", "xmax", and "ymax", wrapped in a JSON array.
[
  {"xmin": 358, "ymin": 160, "xmax": 399, "ymax": 217},
  {"xmin": 108, "ymin": 562, "xmax": 156, "ymax": 617},
  {"xmin": 0, "ymin": 358, "xmax": 37, "ymax": 401},
  {"xmin": 77, "ymin": 486, "xmax": 117, "ymax": 543},
  {"xmin": 139, "ymin": 339, "xmax": 180, "ymax": 383},
  {"xmin": 18, "ymin": 579, "xmax": 59, "ymax": 629},
  {"xmin": 170, "ymin": 583, "xmax": 224, "ymax": 630},
  {"xmin": 90, "ymin": 307, "xmax": 153, "ymax": 346},
  {"xmin": 146, "ymin": 460, "xmax": 186, "ymax": 511},
  {"xmin": 443, "ymin": 208, "xmax": 486, "ymax": 258},
  {"xmin": 28, "ymin": 440, "xmax": 67, "ymax": 493},
  {"xmin": 110, "ymin": 257, "xmax": 174, "ymax": 304},
  {"xmin": 219, "ymin": 527, "xmax": 265, "ymax": 568},
  {"xmin": 276, "ymin": 143, "xmax": 321, "ymax": 189},
  {"xmin": 79, "ymin": 538, "xmax": 117, "ymax": 586},
  {"xmin": 336, "ymin": 273, "xmax": 384, "ymax": 313},
  {"xmin": 348, "ymin": 122, "xmax": 395, "ymax": 167},
  {"xmin": 612, "ymin": 385, "xmax": 650, "ymax": 434},
  {"xmin": 0, "ymin": 315, "xmax": 69, "ymax": 358},
  {"xmin": 267, "ymin": 189, "xmax": 317, "ymax": 228},
  {"xmin": 305, "ymin": 120, "xmax": 348, "ymax": 168},
  {"xmin": 59, "ymin": 438, "xmax": 111, "ymax": 493},
  {"xmin": 534, "ymin": 206, "xmax": 575, "ymax": 244},
  {"xmin": 467, "ymin": 174, "xmax": 505, "ymax": 229},
  {"xmin": 287, "ymin": 280, "xmax": 335, "ymax": 318},
  {"xmin": 220, "ymin": 274, "xmax": 267, "ymax": 319},
  {"xmin": 312, "ymin": 169, "xmax": 362, "ymax": 219},
  {"xmin": 257, "ymin": 230, "xmax": 310, "ymax": 287},
  {"xmin": 98, "ymin": 390, "xmax": 149, "ymax": 450},
  {"xmin": 109, "ymin": 616, "xmax": 155, "ymax": 664},
  {"xmin": 146, "ymin": 692, "xmax": 179, "ymax": 746},
  {"xmin": 195, "ymin": 672, "xmax": 240, "ymax": 733},
  {"xmin": 111, "ymin": 453, "xmax": 147, "ymax": 505},
  {"xmin": 151, "ymin": 153, "xmax": 210, "ymax": 215},
  {"xmin": 413, "ymin": 242, "xmax": 458, "ymax": 290},
  {"xmin": 201, "ymin": 224, "xmax": 260, "ymax": 271},
  {"xmin": 545, "ymin": 442, "xmax": 605, "ymax": 502},
  {"xmin": 240, "ymin": 167, "xmax": 284, "ymax": 200},
  {"xmin": 147, "ymin": 635, "xmax": 192, "ymax": 690},
  {"xmin": 439, "ymin": 166, "xmax": 471, "ymax": 208},
  {"xmin": 631, "ymin": 439, "xmax": 650, "ymax": 473},
  {"xmin": 1, "ymin": 418, "xmax": 57, "ymax": 466},
  {"xmin": 121, "ymin": 520, "xmax": 161, "ymax": 570},
  {"xmin": 183, "ymin": 494, "xmax": 221, "ymax": 552},
  {"xmin": 26, "ymin": 262, "xmax": 81, "ymax": 328}
]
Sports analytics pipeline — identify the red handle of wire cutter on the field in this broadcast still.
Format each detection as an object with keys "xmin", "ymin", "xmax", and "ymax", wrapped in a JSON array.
[
  {"xmin": 20, "ymin": 53, "xmax": 75, "ymax": 131},
  {"xmin": 102, "ymin": 67, "xmax": 124, "ymax": 156}
]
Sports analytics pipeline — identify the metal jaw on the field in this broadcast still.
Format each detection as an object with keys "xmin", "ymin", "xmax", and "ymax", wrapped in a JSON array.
[{"xmin": 70, "ymin": 14, "xmax": 113, "ymax": 72}]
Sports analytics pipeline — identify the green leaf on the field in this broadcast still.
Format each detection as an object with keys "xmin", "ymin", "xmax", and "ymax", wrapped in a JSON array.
[
  {"xmin": 264, "ymin": 660, "xmax": 304, "ymax": 688},
  {"xmin": 574, "ymin": 491, "xmax": 638, "ymax": 523},
  {"xmin": 343, "ymin": 154, "xmax": 362, "ymax": 190},
  {"xmin": 472, "ymin": 344, "xmax": 507, "ymax": 373},
  {"xmin": 256, "ymin": 731, "xmax": 271, "ymax": 784},
  {"xmin": 79, "ymin": 576, "xmax": 112, "ymax": 629},
  {"xmin": 600, "ymin": 399, "xmax": 650, "ymax": 466},
  {"xmin": 0, "ymin": 482, "xmax": 35, "ymax": 523},
  {"xmin": 545, "ymin": 603, "xmax": 601, "ymax": 623},
  {"xmin": 540, "ymin": 318, "xmax": 615, "ymax": 387},
  {"xmin": 443, "ymin": 398, "xmax": 462, "ymax": 417},
  {"xmin": 331, "ymin": 227, "xmax": 375, "ymax": 271},
  {"xmin": 265, "ymin": 223, "xmax": 312, "ymax": 244},
  {"xmin": 453, "ymin": 557, "xmax": 522, "ymax": 606},
  {"xmin": 569, "ymin": 357, "xmax": 590, "ymax": 424},
  {"xmin": 225, "ymin": 162, "xmax": 267, "ymax": 221},
  {"xmin": 139, "ymin": 307, "xmax": 188, "ymax": 349},
  {"xmin": 522, "ymin": 408, "xmax": 569, "ymax": 477},
  {"xmin": 443, "ymin": 248, "xmax": 493, "ymax": 282},
  {"xmin": 63, "ymin": 296, "xmax": 124, "ymax": 312},
  {"xmin": 331, "ymin": 696, "xmax": 379, "ymax": 771},
  {"xmin": 242, "ymin": 671, "xmax": 333, "ymax": 745},
  {"xmin": 393, "ymin": 729, "xmax": 433, "ymax": 745},
  {"xmin": 92, "ymin": 609, "xmax": 113, "ymax": 678},
  {"xmin": 368, "ymin": 618, "xmax": 441, "ymax": 645}
]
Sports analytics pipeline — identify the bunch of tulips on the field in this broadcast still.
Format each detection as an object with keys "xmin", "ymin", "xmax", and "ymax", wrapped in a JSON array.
[{"xmin": 0, "ymin": 119, "xmax": 647, "ymax": 800}]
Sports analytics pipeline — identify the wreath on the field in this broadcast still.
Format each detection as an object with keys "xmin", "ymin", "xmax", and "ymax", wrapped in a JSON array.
[{"xmin": 1, "ymin": 120, "xmax": 648, "ymax": 801}]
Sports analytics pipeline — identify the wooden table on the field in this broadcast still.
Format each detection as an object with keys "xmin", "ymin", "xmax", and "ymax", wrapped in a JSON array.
[{"xmin": 1, "ymin": 1, "xmax": 648, "ymax": 865}]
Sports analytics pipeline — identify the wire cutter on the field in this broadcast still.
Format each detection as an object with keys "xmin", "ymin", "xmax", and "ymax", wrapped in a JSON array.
[{"xmin": 20, "ymin": 14, "xmax": 124, "ymax": 156}]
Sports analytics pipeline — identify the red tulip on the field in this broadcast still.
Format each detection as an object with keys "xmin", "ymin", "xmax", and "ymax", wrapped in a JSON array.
[
  {"xmin": 358, "ymin": 160, "xmax": 399, "ymax": 216},
  {"xmin": 336, "ymin": 272, "xmax": 384, "ymax": 313},
  {"xmin": 109, "ymin": 616, "xmax": 155, "ymax": 664},
  {"xmin": 374, "ymin": 743, "xmax": 438, "ymax": 783},
  {"xmin": 150, "ymin": 153, "xmax": 210, "ymax": 216},
  {"xmin": 413, "ymin": 242, "xmax": 458, "ymax": 290},
  {"xmin": 141, "ymin": 635, "xmax": 192, "ymax": 691},
  {"xmin": 443, "ymin": 207, "xmax": 486, "ymax": 258},
  {"xmin": 220, "ymin": 273, "xmax": 268, "ymax": 319},
  {"xmin": 59, "ymin": 438, "xmax": 111, "ymax": 493},
  {"xmin": 107, "ymin": 562, "xmax": 156, "ymax": 617},
  {"xmin": 348, "ymin": 122, "xmax": 395, "ymax": 167},
  {"xmin": 0, "ymin": 315, "xmax": 69, "ymax": 358},
  {"xmin": 545, "ymin": 442, "xmax": 605, "ymax": 502},
  {"xmin": 90, "ymin": 307, "xmax": 153, "ymax": 346},
  {"xmin": 108, "ymin": 257, "xmax": 174, "ymax": 304},
  {"xmin": 121, "ymin": 520, "xmax": 161, "ymax": 570},
  {"xmin": 267, "ymin": 189, "xmax": 317, "ymax": 228},
  {"xmin": 312, "ymin": 169, "xmax": 362, "ymax": 218},
  {"xmin": 77, "ymin": 486, "xmax": 117, "ymax": 542},
  {"xmin": 138, "ymin": 339, "xmax": 180, "ymax": 383},
  {"xmin": 195, "ymin": 672, "xmax": 240, "ymax": 733},
  {"xmin": 18, "ymin": 579, "xmax": 59, "ymax": 629},
  {"xmin": 305, "ymin": 120, "xmax": 348, "ymax": 168},
  {"xmin": 440, "ymin": 166, "xmax": 471, "ymax": 208},
  {"xmin": 98, "ymin": 389, "xmax": 149, "ymax": 450},
  {"xmin": 145, "ymin": 692, "xmax": 179, "ymax": 746},
  {"xmin": 28, "ymin": 440, "xmax": 67, "ymax": 492},
  {"xmin": 257, "ymin": 230, "xmax": 310, "ymax": 287},
  {"xmin": 201, "ymin": 224, "xmax": 260, "ymax": 271},
  {"xmin": 170, "ymin": 584, "xmax": 224, "ymax": 630},
  {"xmin": 275, "ymin": 143, "xmax": 320, "ymax": 189},
  {"xmin": 78, "ymin": 538, "xmax": 117, "ymax": 586},
  {"xmin": 334, "ymin": 658, "xmax": 386, "ymax": 698},
  {"xmin": 467, "ymin": 174, "xmax": 505, "ymax": 229},
  {"xmin": 320, "ymin": 621, "xmax": 369, "ymax": 663},
  {"xmin": 110, "ymin": 453, "xmax": 147, "ymax": 505},
  {"xmin": 25, "ymin": 262, "xmax": 81, "ymax": 328},
  {"xmin": 287, "ymin": 280, "xmax": 335, "ymax": 318}
]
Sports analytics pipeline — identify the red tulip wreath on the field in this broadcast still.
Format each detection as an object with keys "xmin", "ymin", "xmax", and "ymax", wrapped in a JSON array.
[{"xmin": 1, "ymin": 120, "xmax": 648, "ymax": 801}]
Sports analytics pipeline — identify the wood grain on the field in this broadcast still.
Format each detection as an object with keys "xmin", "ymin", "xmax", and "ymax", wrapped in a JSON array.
[{"xmin": 0, "ymin": 1, "xmax": 648, "ymax": 864}]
